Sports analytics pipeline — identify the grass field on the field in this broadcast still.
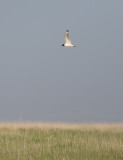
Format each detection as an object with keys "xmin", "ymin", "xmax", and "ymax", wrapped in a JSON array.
[{"xmin": 0, "ymin": 123, "xmax": 123, "ymax": 160}]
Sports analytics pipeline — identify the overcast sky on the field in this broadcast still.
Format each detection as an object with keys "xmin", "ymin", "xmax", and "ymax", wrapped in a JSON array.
[{"xmin": 0, "ymin": 1, "xmax": 123, "ymax": 122}]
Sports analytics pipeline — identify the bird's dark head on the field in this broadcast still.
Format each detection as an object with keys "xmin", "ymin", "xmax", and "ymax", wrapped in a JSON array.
[{"xmin": 61, "ymin": 44, "xmax": 64, "ymax": 46}]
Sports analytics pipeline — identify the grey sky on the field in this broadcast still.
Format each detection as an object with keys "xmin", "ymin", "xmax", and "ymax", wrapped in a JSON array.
[{"xmin": 0, "ymin": 1, "xmax": 123, "ymax": 122}]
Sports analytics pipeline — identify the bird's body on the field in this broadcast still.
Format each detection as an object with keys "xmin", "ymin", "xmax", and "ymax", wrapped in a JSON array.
[{"xmin": 61, "ymin": 30, "xmax": 76, "ymax": 47}]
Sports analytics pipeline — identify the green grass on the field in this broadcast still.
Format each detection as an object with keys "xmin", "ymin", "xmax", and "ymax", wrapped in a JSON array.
[{"xmin": 0, "ymin": 123, "xmax": 123, "ymax": 160}]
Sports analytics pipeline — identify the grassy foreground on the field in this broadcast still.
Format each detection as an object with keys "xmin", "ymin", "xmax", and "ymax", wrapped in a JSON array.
[{"xmin": 0, "ymin": 123, "xmax": 123, "ymax": 160}]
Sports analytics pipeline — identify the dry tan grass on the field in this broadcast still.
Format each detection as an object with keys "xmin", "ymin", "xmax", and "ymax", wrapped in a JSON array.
[
  {"xmin": 0, "ymin": 122, "xmax": 123, "ymax": 160},
  {"xmin": 0, "ymin": 122, "xmax": 123, "ymax": 131}
]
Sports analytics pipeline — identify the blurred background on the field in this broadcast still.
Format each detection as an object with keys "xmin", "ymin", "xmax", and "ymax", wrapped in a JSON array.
[{"xmin": 0, "ymin": 1, "xmax": 123, "ymax": 122}]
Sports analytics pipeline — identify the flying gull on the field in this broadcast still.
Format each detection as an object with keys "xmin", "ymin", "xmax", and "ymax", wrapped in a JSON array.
[{"xmin": 61, "ymin": 30, "xmax": 76, "ymax": 47}]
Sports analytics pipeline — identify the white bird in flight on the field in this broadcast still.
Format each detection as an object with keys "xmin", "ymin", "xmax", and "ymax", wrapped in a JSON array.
[{"xmin": 61, "ymin": 30, "xmax": 76, "ymax": 47}]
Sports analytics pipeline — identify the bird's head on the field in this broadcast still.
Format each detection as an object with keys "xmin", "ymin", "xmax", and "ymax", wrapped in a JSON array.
[{"xmin": 61, "ymin": 44, "xmax": 64, "ymax": 46}]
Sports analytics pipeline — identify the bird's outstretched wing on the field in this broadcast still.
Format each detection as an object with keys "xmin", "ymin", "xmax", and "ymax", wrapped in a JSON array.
[{"xmin": 64, "ymin": 30, "xmax": 72, "ymax": 45}]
